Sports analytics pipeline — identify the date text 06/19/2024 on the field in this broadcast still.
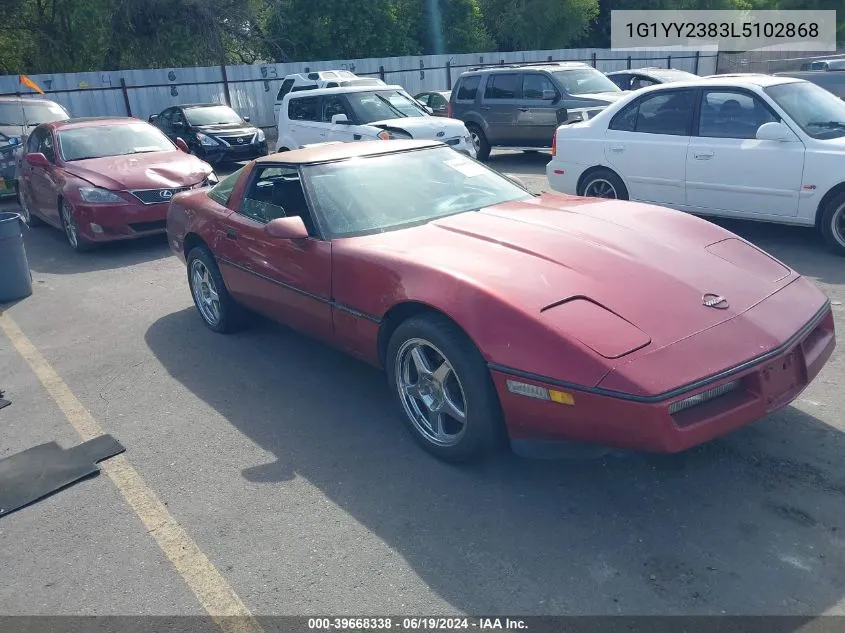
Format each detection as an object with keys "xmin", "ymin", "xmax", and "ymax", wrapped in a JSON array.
[{"xmin": 307, "ymin": 618, "xmax": 528, "ymax": 630}]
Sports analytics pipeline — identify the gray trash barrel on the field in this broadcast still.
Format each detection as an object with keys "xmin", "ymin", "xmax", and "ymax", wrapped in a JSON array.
[{"xmin": 0, "ymin": 211, "xmax": 33, "ymax": 302}]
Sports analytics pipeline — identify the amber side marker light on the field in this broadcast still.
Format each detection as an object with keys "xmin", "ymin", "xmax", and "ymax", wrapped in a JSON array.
[{"xmin": 506, "ymin": 379, "xmax": 575, "ymax": 405}]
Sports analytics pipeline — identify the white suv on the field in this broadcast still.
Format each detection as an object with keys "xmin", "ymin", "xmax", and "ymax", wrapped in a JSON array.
[
  {"xmin": 546, "ymin": 74, "xmax": 845, "ymax": 255},
  {"xmin": 273, "ymin": 71, "xmax": 387, "ymax": 123},
  {"xmin": 276, "ymin": 85, "xmax": 476, "ymax": 157}
]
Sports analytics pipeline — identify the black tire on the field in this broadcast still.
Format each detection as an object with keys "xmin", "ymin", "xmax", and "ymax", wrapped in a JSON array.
[
  {"xmin": 59, "ymin": 199, "xmax": 94, "ymax": 252},
  {"xmin": 186, "ymin": 246, "xmax": 247, "ymax": 333},
  {"xmin": 578, "ymin": 168, "xmax": 629, "ymax": 200},
  {"xmin": 385, "ymin": 313, "xmax": 505, "ymax": 463},
  {"xmin": 16, "ymin": 183, "xmax": 43, "ymax": 226},
  {"xmin": 818, "ymin": 191, "xmax": 845, "ymax": 256},
  {"xmin": 465, "ymin": 123, "xmax": 491, "ymax": 161}
]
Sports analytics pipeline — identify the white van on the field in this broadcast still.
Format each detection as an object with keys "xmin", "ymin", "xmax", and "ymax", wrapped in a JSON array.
[
  {"xmin": 273, "ymin": 71, "xmax": 387, "ymax": 123},
  {"xmin": 275, "ymin": 85, "xmax": 475, "ymax": 157}
]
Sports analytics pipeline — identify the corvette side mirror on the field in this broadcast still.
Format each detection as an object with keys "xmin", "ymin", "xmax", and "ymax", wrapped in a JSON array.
[{"xmin": 265, "ymin": 216, "xmax": 309, "ymax": 240}]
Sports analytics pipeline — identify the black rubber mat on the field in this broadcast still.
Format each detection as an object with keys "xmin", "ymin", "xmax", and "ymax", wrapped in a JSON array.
[{"xmin": 0, "ymin": 434, "xmax": 125, "ymax": 518}]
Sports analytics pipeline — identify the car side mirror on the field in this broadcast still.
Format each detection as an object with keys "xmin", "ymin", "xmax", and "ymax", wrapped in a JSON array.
[
  {"xmin": 756, "ymin": 121, "xmax": 792, "ymax": 141},
  {"xmin": 542, "ymin": 89, "xmax": 557, "ymax": 101},
  {"xmin": 149, "ymin": 114, "xmax": 159, "ymax": 123},
  {"xmin": 24, "ymin": 152, "xmax": 50, "ymax": 168},
  {"xmin": 555, "ymin": 108, "xmax": 569, "ymax": 124},
  {"xmin": 175, "ymin": 137, "xmax": 190, "ymax": 153},
  {"xmin": 265, "ymin": 216, "xmax": 309, "ymax": 240},
  {"xmin": 331, "ymin": 114, "xmax": 350, "ymax": 125}
]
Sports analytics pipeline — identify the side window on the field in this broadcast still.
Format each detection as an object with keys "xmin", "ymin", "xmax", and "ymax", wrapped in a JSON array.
[
  {"xmin": 484, "ymin": 73, "xmax": 522, "ymax": 100},
  {"xmin": 27, "ymin": 128, "xmax": 44, "ymax": 153},
  {"xmin": 416, "ymin": 94, "xmax": 430, "ymax": 106},
  {"xmin": 39, "ymin": 131, "xmax": 56, "ymax": 163},
  {"xmin": 288, "ymin": 97, "xmax": 319, "ymax": 121},
  {"xmin": 430, "ymin": 94, "xmax": 448, "ymax": 111},
  {"xmin": 630, "ymin": 76, "xmax": 656, "ymax": 90},
  {"xmin": 322, "ymin": 96, "xmax": 352, "ymax": 122},
  {"xmin": 522, "ymin": 74, "xmax": 557, "ymax": 100},
  {"xmin": 240, "ymin": 166, "xmax": 315, "ymax": 234},
  {"xmin": 609, "ymin": 101, "xmax": 638, "ymax": 131},
  {"xmin": 634, "ymin": 90, "xmax": 694, "ymax": 135},
  {"xmin": 172, "ymin": 109, "xmax": 186, "ymax": 127},
  {"xmin": 207, "ymin": 169, "xmax": 242, "ymax": 206},
  {"xmin": 276, "ymin": 79, "xmax": 295, "ymax": 101},
  {"xmin": 698, "ymin": 90, "xmax": 777, "ymax": 140},
  {"xmin": 455, "ymin": 75, "xmax": 481, "ymax": 101},
  {"xmin": 608, "ymin": 75, "xmax": 628, "ymax": 90}
]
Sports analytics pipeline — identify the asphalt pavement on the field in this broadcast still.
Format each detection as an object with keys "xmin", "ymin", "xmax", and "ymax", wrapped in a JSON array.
[{"xmin": 1, "ymin": 151, "xmax": 844, "ymax": 617}]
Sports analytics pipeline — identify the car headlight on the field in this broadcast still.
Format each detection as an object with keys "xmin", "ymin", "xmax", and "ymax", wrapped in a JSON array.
[
  {"xmin": 79, "ymin": 187, "xmax": 124, "ymax": 203},
  {"xmin": 196, "ymin": 132, "xmax": 220, "ymax": 147},
  {"xmin": 256, "ymin": 129, "xmax": 266, "ymax": 143},
  {"xmin": 377, "ymin": 129, "xmax": 413, "ymax": 140}
]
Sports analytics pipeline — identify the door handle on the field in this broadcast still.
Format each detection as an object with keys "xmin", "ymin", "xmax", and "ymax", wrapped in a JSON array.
[
  {"xmin": 609, "ymin": 145, "xmax": 625, "ymax": 152},
  {"xmin": 518, "ymin": 107, "xmax": 529, "ymax": 112},
  {"xmin": 225, "ymin": 229, "xmax": 238, "ymax": 240},
  {"xmin": 694, "ymin": 151, "xmax": 714, "ymax": 160}
]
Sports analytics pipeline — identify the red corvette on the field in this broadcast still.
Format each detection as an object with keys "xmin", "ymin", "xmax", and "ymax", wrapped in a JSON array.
[
  {"xmin": 18, "ymin": 117, "xmax": 215, "ymax": 252},
  {"xmin": 166, "ymin": 140, "xmax": 836, "ymax": 462}
]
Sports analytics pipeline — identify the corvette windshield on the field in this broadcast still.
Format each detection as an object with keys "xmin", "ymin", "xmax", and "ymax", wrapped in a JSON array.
[
  {"xmin": 59, "ymin": 123, "xmax": 175, "ymax": 161},
  {"xmin": 303, "ymin": 146, "xmax": 533, "ymax": 238}
]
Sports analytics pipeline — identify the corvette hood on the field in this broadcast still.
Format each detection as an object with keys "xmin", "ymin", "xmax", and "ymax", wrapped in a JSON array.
[
  {"xmin": 351, "ymin": 195, "xmax": 798, "ymax": 353},
  {"xmin": 61, "ymin": 151, "xmax": 212, "ymax": 190},
  {"xmin": 368, "ymin": 116, "xmax": 467, "ymax": 139}
]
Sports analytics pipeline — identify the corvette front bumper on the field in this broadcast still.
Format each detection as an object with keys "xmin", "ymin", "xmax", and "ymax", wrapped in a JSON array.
[{"xmin": 492, "ymin": 281, "xmax": 836, "ymax": 454}]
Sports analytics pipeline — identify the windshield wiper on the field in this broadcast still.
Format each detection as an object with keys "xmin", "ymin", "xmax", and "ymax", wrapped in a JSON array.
[
  {"xmin": 807, "ymin": 121, "xmax": 845, "ymax": 129},
  {"xmin": 66, "ymin": 156, "xmax": 102, "ymax": 161},
  {"xmin": 374, "ymin": 94, "xmax": 408, "ymax": 118}
]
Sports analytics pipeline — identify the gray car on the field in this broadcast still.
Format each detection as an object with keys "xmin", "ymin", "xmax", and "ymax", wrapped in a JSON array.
[
  {"xmin": 448, "ymin": 62, "xmax": 625, "ymax": 160},
  {"xmin": 0, "ymin": 97, "xmax": 70, "ymax": 197}
]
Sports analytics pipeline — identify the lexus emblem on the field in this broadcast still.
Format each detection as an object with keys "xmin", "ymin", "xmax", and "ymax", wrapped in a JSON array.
[
  {"xmin": 159, "ymin": 189, "xmax": 173, "ymax": 200},
  {"xmin": 702, "ymin": 293, "xmax": 729, "ymax": 309}
]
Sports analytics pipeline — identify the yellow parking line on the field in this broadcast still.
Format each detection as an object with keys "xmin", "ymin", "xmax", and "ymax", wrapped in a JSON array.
[{"xmin": 0, "ymin": 311, "xmax": 264, "ymax": 633}]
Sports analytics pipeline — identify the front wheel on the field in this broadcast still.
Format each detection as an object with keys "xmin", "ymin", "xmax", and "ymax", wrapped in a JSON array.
[
  {"xmin": 578, "ymin": 168, "xmax": 629, "ymax": 200},
  {"xmin": 386, "ymin": 313, "xmax": 505, "ymax": 462},
  {"xmin": 186, "ymin": 246, "xmax": 247, "ymax": 333},
  {"xmin": 819, "ymin": 192, "xmax": 845, "ymax": 256},
  {"xmin": 60, "ymin": 200, "xmax": 93, "ymax": 252}
]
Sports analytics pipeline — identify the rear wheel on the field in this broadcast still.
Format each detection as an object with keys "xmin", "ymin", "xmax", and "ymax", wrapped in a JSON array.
[
  {"xmin": 16, "ymin": 184, "xmax": 42, "ymax": 226},
  {"xmin": 60, "ymin": 199, "xmax": 93, "ymax": 252},
  {"xmin": 386, "ymin": 313, "xmax": 505, "ymax": 462},
  {"xmin": 466, "ymin": 123, "xmax": 490, "ymax": 161},
  {"xmin": 819, "ymin": 192, "xmax": 845, "ymax": 256},
  {"xmin": 578, "ymin": 168, "xmax": 629, "ymax": 200},
  {"xmin": 186, "ymin": 246, "xmax": 247, "ymax": 333}
]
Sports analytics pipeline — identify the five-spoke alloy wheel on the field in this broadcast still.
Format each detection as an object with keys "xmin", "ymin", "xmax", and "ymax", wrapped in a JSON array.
[{"xmin": 386, "ymin": 313, "xmax": 504, "ymax": 462}]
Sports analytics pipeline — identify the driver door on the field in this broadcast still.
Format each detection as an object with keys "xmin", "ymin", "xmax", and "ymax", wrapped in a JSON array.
[
  {"xmin": 22, "ymin": 128, "xmax": 61, "ymax": 224},
  {"xmin": 216, "ymin": 165, "xmax": 334, "ymax": 342},
  {"xmin": 323, "ymin": 95, "xmax": 365, "ymax": 142}
]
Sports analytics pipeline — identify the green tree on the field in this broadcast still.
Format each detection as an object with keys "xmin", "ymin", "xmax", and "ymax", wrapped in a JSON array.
[
  {"xmin": 480, "ymin": 0, "xmax": 600, "ymax": 51},
  {"xmin": 409, "ymin": 0, "xmax": 492, "ymax": 55}
]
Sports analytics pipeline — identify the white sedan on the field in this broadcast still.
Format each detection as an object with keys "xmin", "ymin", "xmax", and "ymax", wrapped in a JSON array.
[{"xmin": 546, "ymin": 74, "xmax": 845, "ymax": 255}]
